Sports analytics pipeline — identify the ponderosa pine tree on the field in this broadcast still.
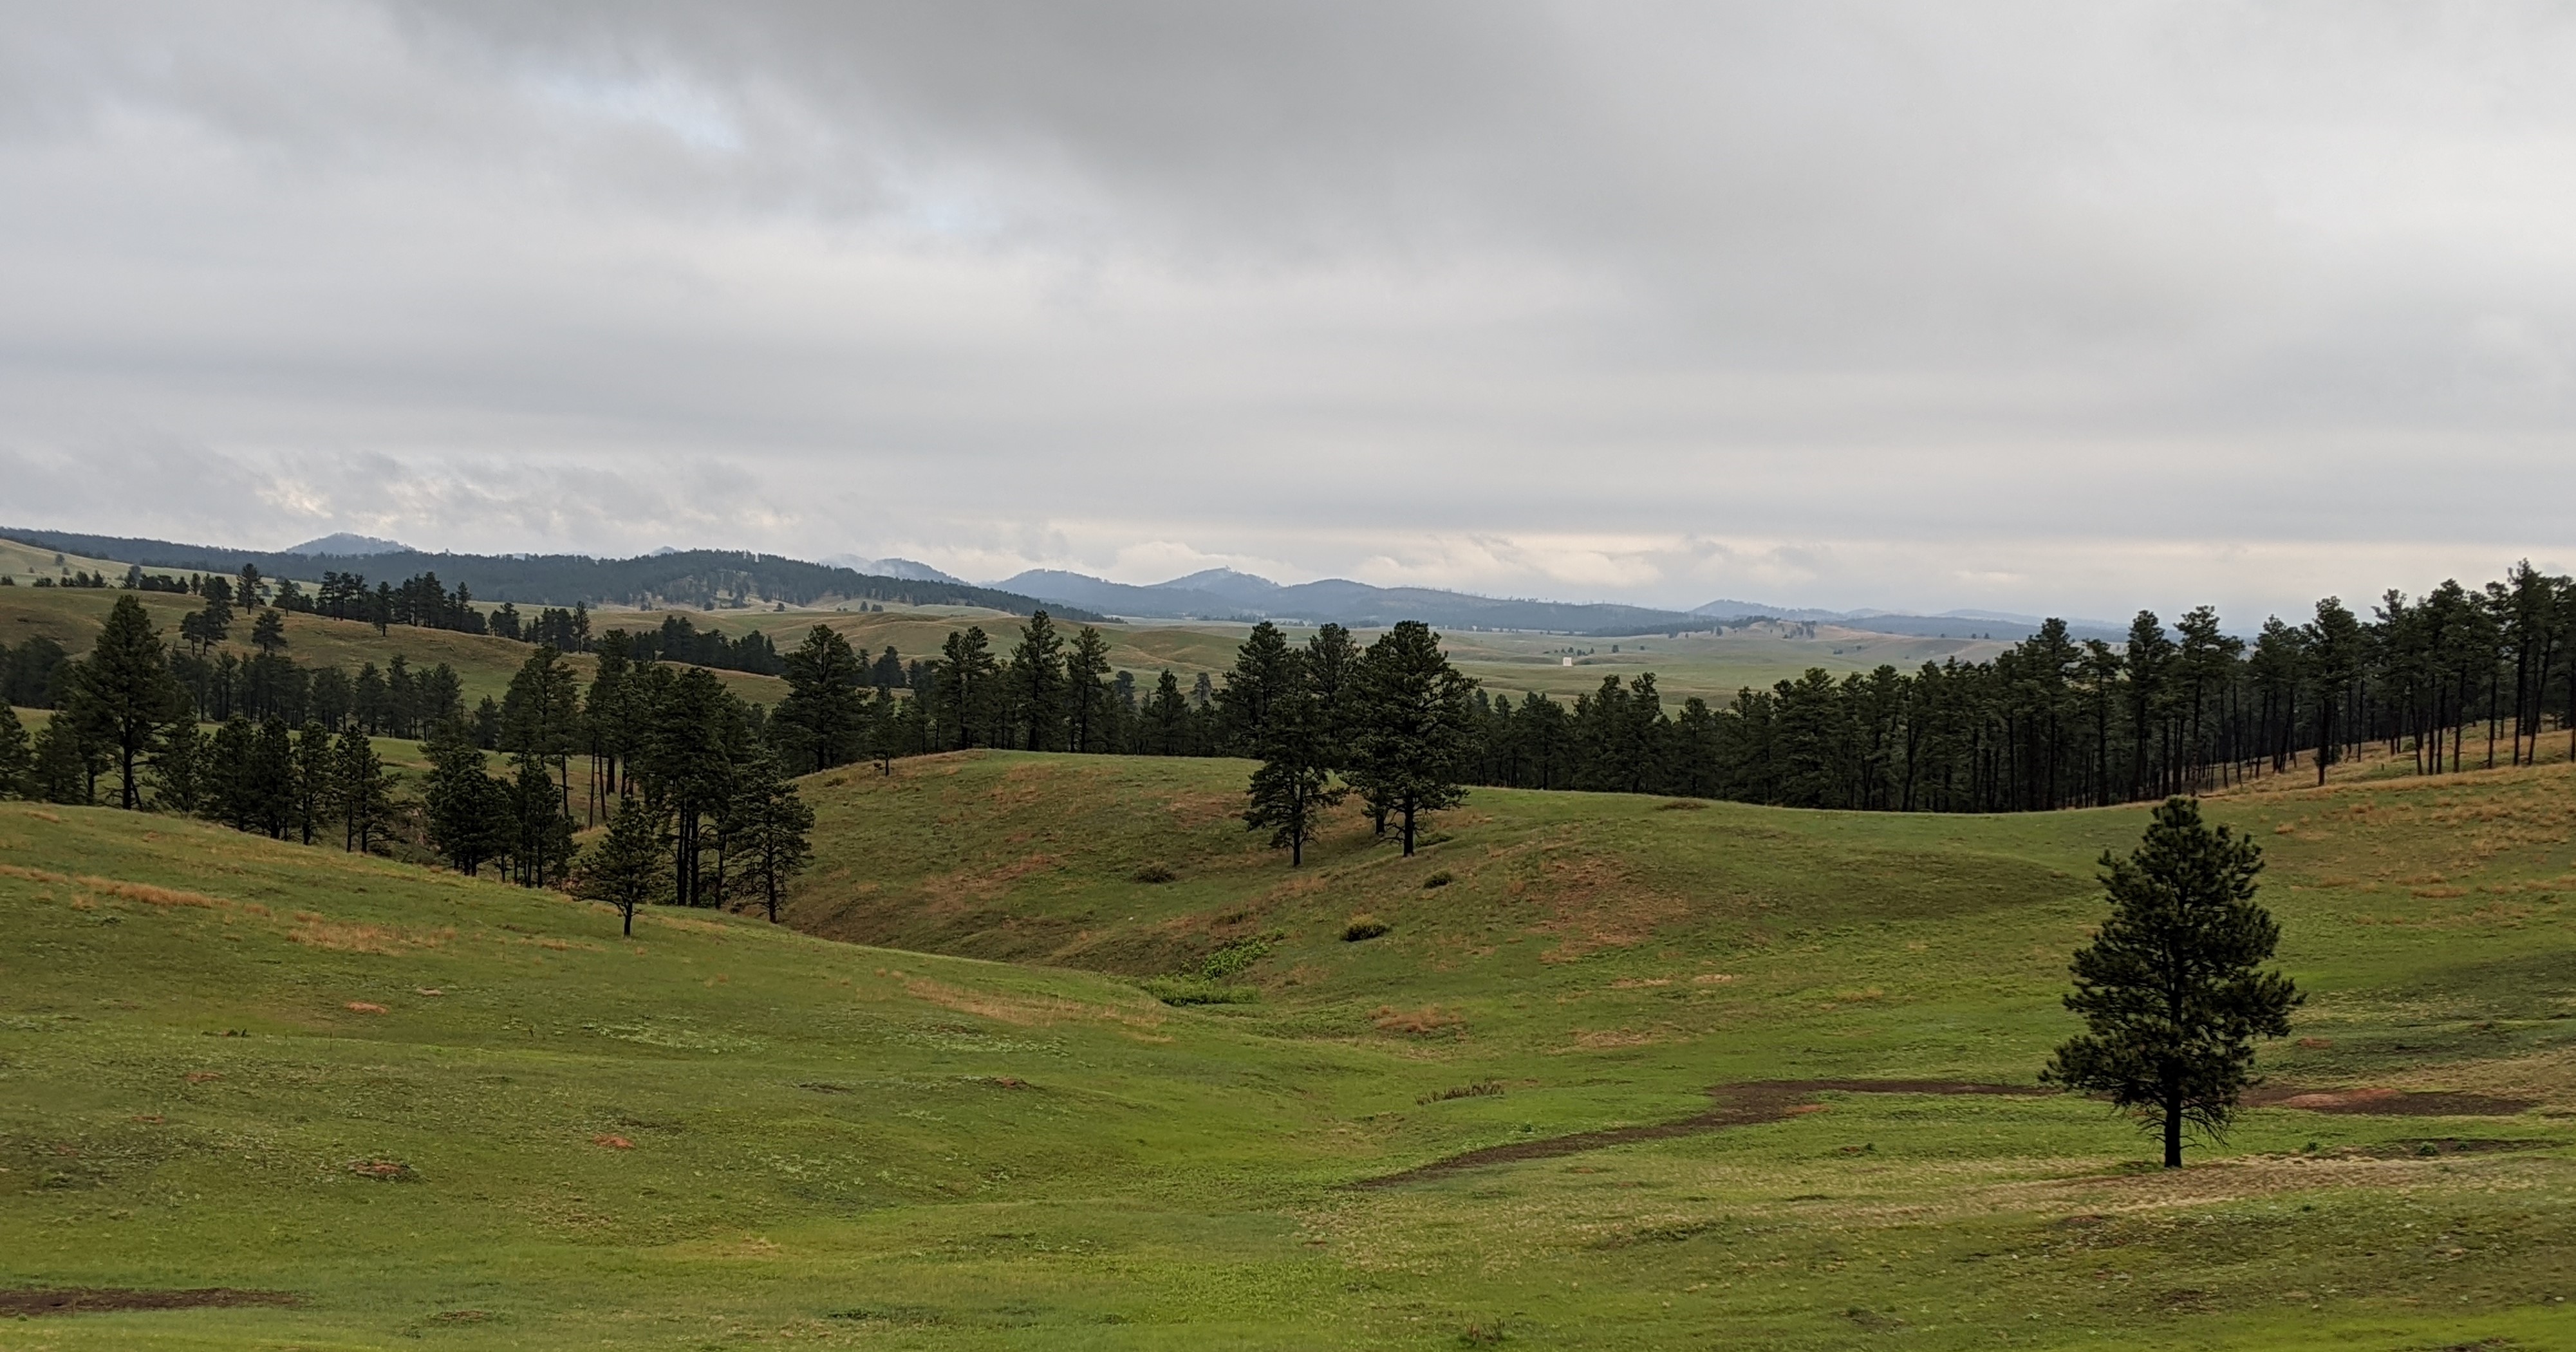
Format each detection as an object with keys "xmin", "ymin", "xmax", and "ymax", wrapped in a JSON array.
[
  {"xmin": 500, "ymin": 645, "xmax": 581, "ymax": 813},
  {"xmin": 1217, "ymin": 621, "xmax": 1295, "ymax": 754},
  {"xmin": 424, "ymin": 721, "xmax": 506, "ymax": 876},
  {"xmin": 292, "ymin": 720, "xmax": 334, "ymax": 844},
  {"xmin": 1349, "ymin": 621, "xmax": 1476, "ymax": 857},
  {"xmin": 150, "ymin": 720, "xmax": 205, "ymax": 814},
  {"xmin": 2304, "ymin": 598, "xmax": 2364, "ymax": 785},
  {"xmin": 1144, "ymin": 670, "xmax": 1190, "ymax": 755},
  {"xmin": 1303, "ymin": 624, "xmax": 1359, "ymax": 765},
  {"xmin": 2043, "ymin": 798, "xmax": 2300, "ymax": 1168},
  {"xmin": 726, "ymin": 749, "xmax": 814, "ymax": 923},
  {"xmin": 1008, "ymin": 609, "xmax": 1066, "ymax": 751},
  {"xmin": 1065, "ymin": 625, "xmax": 1112, "ymax": 753},
  {"xmin": 575, "ymin": 792, "xmax": 668, "ymax": 936},
  {"xmin": 335, "ymin": 727, "xmax": 393, "ymax": 854},
  {"xmin": 935, "ymin": 627, "xmax": 1000, "ymax": 749},
  {"xmin": 0, "ymin": 704, "xmax": 28, "ymax": 796},
  {"xmin": 776, "ymin": 624, "xmax": 866, "ymax": 772},
  {"xmin": 1242, "ymin": 648, "xmax": 1345, "ymax": 866},
  {"xmin": 67, "ymin": 595, "xmax": 187, "ymax": 810},
  {"xmin": 251, "ymin": 608, "xmax": 287, "ymax": 655}
]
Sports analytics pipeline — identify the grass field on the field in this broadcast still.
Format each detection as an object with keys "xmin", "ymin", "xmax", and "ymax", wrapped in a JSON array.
[
  {"xmin": 5, "ymin": 744, "xmax": 2575, "ymax": 1347},
  {"xmin": 0, "ymin": 588, "xmax": 789, "ymax": 708}
]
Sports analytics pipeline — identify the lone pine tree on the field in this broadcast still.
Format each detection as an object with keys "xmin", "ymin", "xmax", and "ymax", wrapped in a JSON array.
[{"xmin": 2043, "ymin": 797, "xmax": 2300, "ymax": 1168}]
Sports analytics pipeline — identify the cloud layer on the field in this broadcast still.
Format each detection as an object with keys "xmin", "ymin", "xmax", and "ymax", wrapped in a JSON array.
[{"xmin": 5, "ymin": 2, "xmax": 2573, "ymax": 620}]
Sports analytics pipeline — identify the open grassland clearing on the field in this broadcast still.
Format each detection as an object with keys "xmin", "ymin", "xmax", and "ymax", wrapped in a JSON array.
[{"xmin": 5, "ymin": 759, "xmax": 2576, "ymax": 1347}]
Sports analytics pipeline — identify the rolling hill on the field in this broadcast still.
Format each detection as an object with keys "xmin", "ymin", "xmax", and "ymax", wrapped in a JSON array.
[
  {"xmin": 6, "ymin": 752, "xmax": 2575, "ymax": 1347},
  {"xmin": 8, "ymin": 754, "xmax": 2576, "ymax": 1347}
]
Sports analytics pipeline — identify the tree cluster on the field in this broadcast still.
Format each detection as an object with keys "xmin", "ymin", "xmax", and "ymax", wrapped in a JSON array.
[
  {"xmin": 617, "ymin": 614, "xmax": 784, "ymax": 676},
  {"xmin": 417, "ymin": 642, "xmax": 815, "ymax": 923}
]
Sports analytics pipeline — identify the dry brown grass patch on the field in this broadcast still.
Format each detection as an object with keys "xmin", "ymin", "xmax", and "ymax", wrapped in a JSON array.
[
  {"xmin": 1372, "ymin": 1004, "xmax": 1466, "ymax": 1037},
  {"xmin": 291, "ymin": 918, "xmax": 453, "ymax": 954},
  {"xmin": 903, "ymin": 976, "xmax": 1167, "ymax": 1033}
]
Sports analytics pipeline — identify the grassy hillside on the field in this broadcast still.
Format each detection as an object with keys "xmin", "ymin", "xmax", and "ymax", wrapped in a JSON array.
[
  {"xmin": 0, "ymin": 536, "xmax": 129, "ymax": 587},
  {"xmin": 6, "ymin": 759, "xmax": 2575, "ymax": 1347},
  {"xmin": 0, "ymin": 587, "xmax": 788, "ymax": 708}
]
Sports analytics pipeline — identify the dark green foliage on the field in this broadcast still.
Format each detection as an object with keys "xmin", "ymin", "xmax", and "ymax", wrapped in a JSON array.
[
  {"xmin": 0, "ymin": 704, "xmax": 28, "ymax": 797},
  {"xmin": 2043, "ymin": 798, "xmax": 2301, "ymax": 1168},
  {"xmin": 776, "ymin": 624, "xmax": 866, "ymax": 772},
  {"xmin": 1241, "ymin": 634, "xmax": 1347, "ymax": 867},
  {"xmin": 250, "ymin": 608, "xmax": 286, "ymax": 654},
  {"xmin": 633, "ymin": 665, "xmax": 740, "ymax": 905},
  {"xmin": 1217, "ymin": 620, "xmax": 1295, "ymax": 753},
  {"xmin": 1349, "ymin": 621, "xmax": 1476, "ymax": 856},
  {"xmin": 504, "ymin": 757, "xmax": 572, "ymax": 884},
  {"xmin": 29, "ymin": 714, "xmax": 93, "ymax": 804},
  {"xmin": 615, "ymin": 613, "xmax": 781, "ymax": 675},
  {"xmin": 335, "ymin": 728, "xmax": 393, "ymax": 854},
  {"xmin": 1142, "ymin": 670, "xmax": 1191, "ymax": 755},
  {"xmin": 424, "ymin": 723, "xmax": 507, "ymax": 876},
  {"xmin": 64, "ymin": 595, "xmax": 188, "ymax": 809},
  {"xmin": 574, "ymin": 792, "xmax": 670, "ymax": 936},
  {"xmin": 1422, "ymin": 871, "xmax": 1452, "ymax": 889},
  {"xmin": 1007, "ymin": 610, "xmax": 1066, "ymax": 752},
  {"xmin": 725, "ymin": 748, "xmax": 814, "ymax": 923},
  {"xmin": 3, "ymin": 635, "xmax": 68, "ymax": 707},
  {"xmin": 929, "ymin": 627, "xmax": 1001, "ymax": 750},
  {"xmin": 1064, "ymin": 626, "xmax": 1112, "ymax": 752},
  {"xmin": 1341, "ymin": 915, "xmax": 1389, "ymax": 941},
  {"xmin": 291, "ymin": 721, "xmax": 333, "ymax": 844}
]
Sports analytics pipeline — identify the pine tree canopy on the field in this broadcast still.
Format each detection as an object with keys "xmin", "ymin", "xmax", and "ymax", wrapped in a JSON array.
[{"xmin": 2043, "ymin": 797, "xmax": 2301, "ymax": 1168}]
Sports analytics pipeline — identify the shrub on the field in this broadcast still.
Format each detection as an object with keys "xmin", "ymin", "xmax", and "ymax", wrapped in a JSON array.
[
  {"xmin": 1657, "ymin": 799, "xmax": 1707, "ymax": 811},
  {"xmin": 1422, "ymin": 871, "xmax": 1453, "ymax": 889},
  {"xmin": 1343, "ymin": 915, "xmax": 1390, "ymax": 941},
  {"xmin": 1132, "ymin": 863, "xmax": 1177, "ymax": 884},
  {"xmin": 1200, "ymin": 937, "xmax": 1273, "ymax": 981},
  {"xmin": 1418, "ymin": 1081, "xmax": 1505, "ymax": 1104}
]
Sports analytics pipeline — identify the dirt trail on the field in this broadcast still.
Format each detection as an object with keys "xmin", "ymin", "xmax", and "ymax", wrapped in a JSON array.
[
  {"xmin": 1351, "ymin": 1078, "xmax": 2537, "ymax": 1189},
  {"xmin": 0, "ymin": 1288, "xmax": 299, "ymax": 1317},
  {"xmin": 2243, "ymin": 1086, "xmax": 2533, "ymax": 1116},
  {"xmin": 1352, "ymin": 1079, "xmax": 2045, "ymax": 1189}
]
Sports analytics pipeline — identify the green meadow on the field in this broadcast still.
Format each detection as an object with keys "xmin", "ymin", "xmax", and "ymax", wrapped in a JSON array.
[{"xmin": 5, "ymin": 753, "xmax": 2576, "ymax": 1348}]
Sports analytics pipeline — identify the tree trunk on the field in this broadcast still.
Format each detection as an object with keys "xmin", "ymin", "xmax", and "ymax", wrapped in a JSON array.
[{"xmin": 2163, "ymin": 1089, "xmax": 2183, "ymax": 1169}]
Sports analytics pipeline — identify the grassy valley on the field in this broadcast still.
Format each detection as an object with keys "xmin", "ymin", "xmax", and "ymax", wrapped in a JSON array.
[{"xmin": 5, "ymin": 750, "xmax": 2575, "ymax": 1347}]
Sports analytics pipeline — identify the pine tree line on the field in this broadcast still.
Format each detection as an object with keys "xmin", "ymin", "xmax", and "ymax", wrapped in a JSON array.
[{"xmin": 1455, "ymin": 563, "xmax": 2576, "ymax": 811}]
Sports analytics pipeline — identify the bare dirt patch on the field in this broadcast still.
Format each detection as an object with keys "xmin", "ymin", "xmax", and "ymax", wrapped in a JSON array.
[
  {"xmin": 1352, "ymin": 1079, "xmax": 2045, "ymax": 1188},
  {"xmin": 2246, "ymin": 1086, "xmax": 2532, "ymax": 1116},
  {"xmin": 0, "ymin": 1288, "xmax": 298, "ymax": 1317}
]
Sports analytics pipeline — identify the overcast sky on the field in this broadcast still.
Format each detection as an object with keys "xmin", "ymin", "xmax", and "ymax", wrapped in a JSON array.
[{"xmin": 5, "ymin": 3, "xmax": 2573, "ymax": 620}]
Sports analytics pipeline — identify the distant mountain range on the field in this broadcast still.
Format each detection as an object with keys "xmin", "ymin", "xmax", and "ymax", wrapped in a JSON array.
[
  {"xmin": 4, "ymin": 523, "xmax": 2123, "ymax": 642},
  {"xmin": 0, "ymin": 529, "xmax": 1095, "ymax": 620},
  {"xmin": 990, "ymin": 568, "xmax": 1716, "ymax": 634}
]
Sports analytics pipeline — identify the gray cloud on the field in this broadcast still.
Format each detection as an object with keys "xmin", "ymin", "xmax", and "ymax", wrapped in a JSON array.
[{"xmin": 3, "ymin": 2, "xmax": 2573, "ymax": 622}]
